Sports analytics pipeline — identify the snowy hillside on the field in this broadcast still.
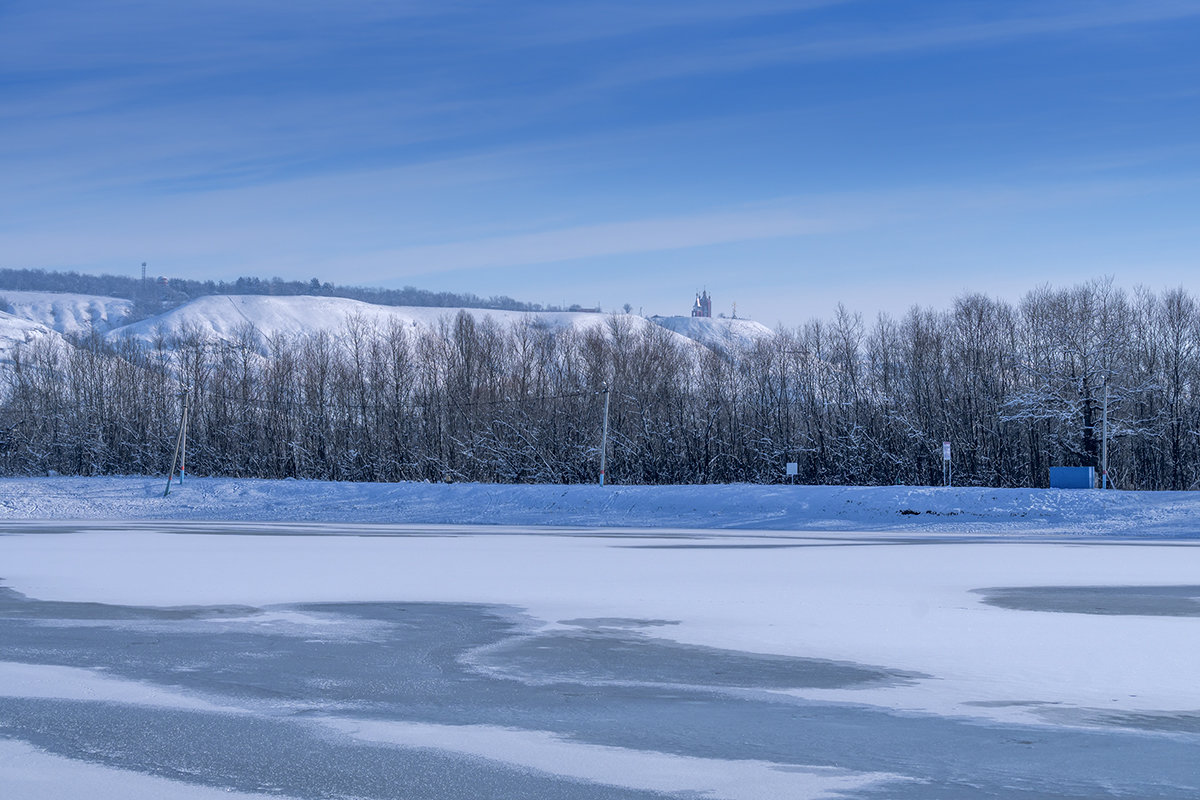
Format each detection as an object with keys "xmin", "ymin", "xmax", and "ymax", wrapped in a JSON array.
[
  {"xmin": 0, "ymin": 289, "xmax": 134, "ymax": 336},
  {"xmin": 0, "ymin": 311, "xmax": 62, "ymax": 365},
  {"xmin": 0, "ymin": 291, "xmax": 777, "ymax": 355},
  {"xmin": 649, "ymin": 315, "xmax": 774, "ymax": 352},
  {"xmin": 106, "ymin": 294, "xmax": 717, "ymax": 352}
]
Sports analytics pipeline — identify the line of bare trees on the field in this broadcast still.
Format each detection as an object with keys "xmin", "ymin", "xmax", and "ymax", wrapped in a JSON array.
[{"xmin": 2, "ymin": 279, "xmax": 1199, "ymax": 489}]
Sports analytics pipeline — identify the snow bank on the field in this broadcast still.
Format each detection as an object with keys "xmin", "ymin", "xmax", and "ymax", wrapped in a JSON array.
[{"xmin": 2, "ymin": 476, "xmax": 1198, "ymax": 536}]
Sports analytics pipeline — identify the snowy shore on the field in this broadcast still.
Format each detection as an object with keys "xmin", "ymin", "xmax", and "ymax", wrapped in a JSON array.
[{"xmin": 2, "ymin": 476, "xmax": 1198, "ymax": 536}]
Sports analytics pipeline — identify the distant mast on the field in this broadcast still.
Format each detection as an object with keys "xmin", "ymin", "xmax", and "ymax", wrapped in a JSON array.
[{"xmin": 692, "ymin": 289, "xmax": 712, "ymax": 318}]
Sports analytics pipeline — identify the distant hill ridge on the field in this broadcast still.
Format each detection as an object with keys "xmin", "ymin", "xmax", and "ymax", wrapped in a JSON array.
[
  {"xmin": 0, "ymin": 289, "xmax": 774, "ymax": 360},
  {"xmin": 0, "ymin": 267, "xmax": 550, "ymax": 318}
]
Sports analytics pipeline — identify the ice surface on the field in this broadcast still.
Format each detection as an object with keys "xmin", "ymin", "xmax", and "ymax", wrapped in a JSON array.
[
  {"xmin": 325, "ymin": 718, "xmax": 904, "ymax": 800},
  {"xmin": 2, "ymin": 521, "xmax": 1200, "ymax": 798},
  {"xmin": 0, "ymin": 739, "xmax": 285, "ymax": 800},
  {"xmin": 3, "ymin": 479, "xmax": 1200, "ymax": 797}
]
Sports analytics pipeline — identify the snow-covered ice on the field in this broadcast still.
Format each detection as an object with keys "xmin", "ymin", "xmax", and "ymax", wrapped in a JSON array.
[{"xmin": 2, "ymin": 479, "xmax": 1200, "ymax": 798}]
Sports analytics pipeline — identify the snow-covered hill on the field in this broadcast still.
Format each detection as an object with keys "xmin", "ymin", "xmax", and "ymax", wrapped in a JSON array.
[
  {"xmin": 0, "ymin": 290, "xmax": 777, "ymax": 357},
  {"xmin": 0, "ymin": 290, "xmax": 134, "ymax": 336},
  {"xmin": 649, "ymin": 315, "xmax": 774, "ymax": 353},
  {"xmin": 0, "ymin": 311, "xmax": 63, "ymax": 365},
  {"xmin": 105, "ymin": 294, "xmax": 746, "ymax": 353}
]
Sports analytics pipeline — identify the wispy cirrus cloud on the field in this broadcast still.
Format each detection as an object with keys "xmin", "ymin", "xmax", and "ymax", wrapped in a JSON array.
[
  {"xmin": 493, "ymin": 0, "xmax": 855, "ymax": 45},
  {"xmin": 378, "ymin": 206, "xmax": 851, "ymax": 275},
  {"xmin": 594, "ymin": 0, "xmax": 1200, "ymax": 86},
  {"xmin": 351, "ymin": 174, "xmax": 1194, "ymax": 278}
]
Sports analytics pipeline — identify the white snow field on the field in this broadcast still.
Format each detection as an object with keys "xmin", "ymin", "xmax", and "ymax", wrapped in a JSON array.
[{"xmin": 2, "ymin": 480, "xmax": 1200, "ymax": 798}]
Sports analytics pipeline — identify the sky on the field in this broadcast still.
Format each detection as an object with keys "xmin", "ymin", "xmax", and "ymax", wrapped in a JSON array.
[{"xmin": 2, "ymin": 0, "xmax": 1199, "ymax": 327}]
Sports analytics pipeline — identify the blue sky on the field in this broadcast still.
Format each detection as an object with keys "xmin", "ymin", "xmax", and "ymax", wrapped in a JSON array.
[{"xmin": 3, "ymin": 1, "xmax": 1199, "ymax": 326}]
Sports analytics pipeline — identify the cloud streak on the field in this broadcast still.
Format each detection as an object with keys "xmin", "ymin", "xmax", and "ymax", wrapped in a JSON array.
[
  {"xmin": 353, "ymin": 175, "xmax": 1196, "ymax": 278},
  {"xmin": 595, "ymin": 1, "xmax": 1200, "ymax": 86},
  {"xmin": 380, "ymin": 206, "xmax": 852, "ymax": 274}
]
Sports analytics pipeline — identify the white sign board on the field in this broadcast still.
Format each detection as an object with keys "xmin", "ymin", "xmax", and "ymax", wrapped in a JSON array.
[
  {"xmin": 786, "ymin": 462, "xmax": 798, "ymax": 476},
  {"xmin": 942, "ymin": 441, "xmax": 951, "ymax": 461}
]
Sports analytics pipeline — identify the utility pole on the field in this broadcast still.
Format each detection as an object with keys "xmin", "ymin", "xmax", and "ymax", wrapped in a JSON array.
[
  {"xmin": 1101, "ymin": 379, "xmax": 1109, "ymax": 489},
  {"xmin": 599, "ymin": 385, "xmax": 611, "ymax": 486},
  {"xmin": 180, "ymin": 385, "xmax": 190, "ymax": 485},
  {"xmin": 163, "ymin": 386, "xmax": 190, "ymax": 497}
]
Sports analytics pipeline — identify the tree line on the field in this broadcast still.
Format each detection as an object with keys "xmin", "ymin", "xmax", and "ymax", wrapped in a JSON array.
[{"xmin": 2, "ymin": 279, "xmax": 1199, "ymax": 490}]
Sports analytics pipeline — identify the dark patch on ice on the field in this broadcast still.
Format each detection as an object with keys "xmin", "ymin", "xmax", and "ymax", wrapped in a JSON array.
[
  {"xmin": 0, "ymin": 586, "xmax": 261, "ymax": 621},
  {"xmin": 470, "ymin": 629, "xmax": 916, "ymax": 690},
  {"xmin": 976, "ymin": 585, "xmax": 1200, "ymax": 616},
  {"xmin": 965, "ymin": 699, "xmax": 1061, "ymax": 708},
  {"xmin": 558, "ymin": 617, "xmax": 680, "ymax": 629},
  {"xmin": 619, "ymin": 543, "xmax": 812, "ymax": 550},
  {"xmin": 1052, "ymin": 710, "xmax": 1200, "ymax": 734}
]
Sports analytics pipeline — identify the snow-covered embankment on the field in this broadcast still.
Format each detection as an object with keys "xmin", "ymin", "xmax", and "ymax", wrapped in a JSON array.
[{"xmin": 2, "ymin": 477, "xmax": 1199, "ymax": 536}]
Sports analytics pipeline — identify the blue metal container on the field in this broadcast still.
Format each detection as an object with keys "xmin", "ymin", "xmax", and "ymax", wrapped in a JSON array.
[{"xmin": 1049, "ymin": 466, "xmax": 1096, "ymax": 489}]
